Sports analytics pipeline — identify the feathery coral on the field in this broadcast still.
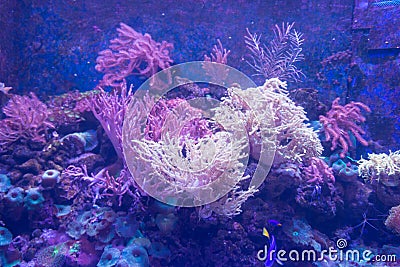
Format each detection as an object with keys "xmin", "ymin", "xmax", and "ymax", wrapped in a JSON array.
[
  {"xmin": 245, "ymin": 22, "xmax": 305, "ymax": 82},
  {"xmin": 221, "ymin": 78, "xmax": 322, "ymax": 163}
]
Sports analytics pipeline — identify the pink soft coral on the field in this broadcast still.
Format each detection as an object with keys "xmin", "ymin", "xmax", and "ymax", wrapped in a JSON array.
[
  {"xmin": 319, "ymin": 98, "xmax": 370, "ymax": 158},
  {"xmin": 0, "ymin": 93, "xmax": 54, "ymax": 146},
  {"xmin": 303, "ymin": 157, "xmax": 335, "ymax": 184},
  {"xmin": 95, "ymin": 22, "xmax": 173, "ymax": 87}
]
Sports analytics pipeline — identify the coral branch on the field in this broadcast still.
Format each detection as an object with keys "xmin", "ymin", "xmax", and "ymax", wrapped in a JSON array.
[
  {"xmin": 303, "ymin": 157, "xmax": 335, "ymax": 184},
  {"xmin": 86, "ymin": 83, "xmax": 133, "ymax": 161},
  {"xmin": 245, "ymin": 22, "xmax": 305, "ymax": 82},
  {"xmin": 319, "ymin": 98, "xmax": 370, "ymax": 158},
  {"xmin": 0, "ymin": 93, "xmax": 54, "ymax": 146},
  {"xmin": 95, "ymin": 23, "xmax": 173, "ymax": 87}
]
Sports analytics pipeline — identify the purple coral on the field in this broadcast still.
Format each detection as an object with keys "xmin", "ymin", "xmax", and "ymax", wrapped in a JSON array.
[
  {"xmin": 0, "ymin": 93, "xmax": 54, "ymax": 146},
  {"xmin": 95, "ymin": 22, "xmax": 173, "ymax": 87},
  {"xmin": 319, "ymin": 98, "xmax": 371, "ymax": 158},
  {"xmin": 303, "ymin": 157, "xmax": 335, "ymax": 184},
  {"xmin": 145, "ymin": 98, "xmax": 211, "ymax": 142},
  {"xmin": 87, "ymin": 83, "xmax": 132, "ymax": 161}
]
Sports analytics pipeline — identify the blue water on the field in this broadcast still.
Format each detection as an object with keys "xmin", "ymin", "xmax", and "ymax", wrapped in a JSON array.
[{"xmin": 0, "ymin": 1, "xmax": 399, "ymax": 266}]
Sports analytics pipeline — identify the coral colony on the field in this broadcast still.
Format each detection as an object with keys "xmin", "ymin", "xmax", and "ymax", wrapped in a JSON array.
[{"xmin": 0, "ymin": 16, "xmax": 399, "ymax": 267}]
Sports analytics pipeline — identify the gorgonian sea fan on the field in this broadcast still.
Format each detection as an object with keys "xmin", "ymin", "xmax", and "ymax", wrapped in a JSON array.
[{"xmin": 245, "ymin": 22, "xmax": 305, "ymax": 82}]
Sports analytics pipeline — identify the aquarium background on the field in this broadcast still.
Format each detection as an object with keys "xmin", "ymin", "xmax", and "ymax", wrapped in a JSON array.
[{"xmin": 0, "ymin": 0, "xmax": 400, "ymax": 266}]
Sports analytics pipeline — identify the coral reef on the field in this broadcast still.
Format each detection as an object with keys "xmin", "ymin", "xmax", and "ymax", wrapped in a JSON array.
[{"xmin": 0, "ymin": 11, "xmax": 398, "ymax": 267}]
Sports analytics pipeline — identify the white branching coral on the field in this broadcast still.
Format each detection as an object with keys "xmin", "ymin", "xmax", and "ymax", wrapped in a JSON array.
[
  {"xmin": 123, "ymin": 78, "xmax": 322, "ymax": 217},
  {"xmin": 219, "ymin": 78, "xmax": 322, "ymax": 164},
  {"xmin": 358, "ymin": 150, "xmax": 400, "ymax": 186},
  {"xmin": 123, "ymin": 93, "xmax": 254, "ymax": 216}
]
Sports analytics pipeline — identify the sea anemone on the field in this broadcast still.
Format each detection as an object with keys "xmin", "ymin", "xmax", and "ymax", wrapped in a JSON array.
[
  {"xmin": 0, "ymin": 226, "xmax": 12, "ymax": 246},
  {"xmin": 121, "ymin": 244, "xmax": 149, "ymax": 267},
  {"xmin": 41, "ymin": 169, "xmax": 60, "ymax": 188},
  {"xmin": 97, "ymin": 246, "xmax": 120, "ymax": 267},
  {"xmin": 23, "ymin": 187, "xmax": 45, "ymax": 210}
]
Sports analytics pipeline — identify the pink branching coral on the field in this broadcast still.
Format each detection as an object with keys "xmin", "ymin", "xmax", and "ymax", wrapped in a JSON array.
[
  {"xmin": 95, "ymin": 22, "xmax": 174, "ymax": 87},
  {"xmin": 319, "ymin": 98, "xmax": 371, "ymax": 158},
  {"xmin": 86, "ymin": 83, "xmax": 133, "ymax": 161},
  {"xmin": 203, "ymin": 39, "xmax": 231, "ymax": 82},
  {"xmin": 385, "ymin": 204, "xmax": 400, "ymax": 235},
  {"xmin": 144, "ymin": 98, "xmax": 211, "ymax": 142},
  {"xmin": 204, "ymin": 39, "xmax": 230, "ymax": 64},
  {"xmin": 0, "ymin": 93, "xmax": 54, "ymax": 146},
  {"xmin": 303, "ymin": 157, "xmax": 335, "ymax": 184}
]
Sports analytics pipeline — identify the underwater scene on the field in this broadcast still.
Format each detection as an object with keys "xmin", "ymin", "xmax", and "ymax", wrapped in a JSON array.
[{"xmin": 0, "ymin": 0, "xmax": 400, "ymax": 266}]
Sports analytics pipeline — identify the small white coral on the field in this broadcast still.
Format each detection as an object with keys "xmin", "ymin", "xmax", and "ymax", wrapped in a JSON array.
[{"xmin": 358, "ymin": 150, "xmax": 400, "ymax": 185}]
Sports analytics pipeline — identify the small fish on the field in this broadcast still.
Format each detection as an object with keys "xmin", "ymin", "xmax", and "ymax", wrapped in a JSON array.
[
  {"xmin": 268, "ymin": 219, "xmax": 282, "ymax": 227},
  {"xmin": 263, "ymin": 227, "xmax": 270, "ymax": 239}
]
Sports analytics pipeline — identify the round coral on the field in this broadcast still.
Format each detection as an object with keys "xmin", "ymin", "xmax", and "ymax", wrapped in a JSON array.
[
  {"xmin": 4, "ymin": 187, "xmax": 24, "ymax": 207},
  {"xmin": 98, "ymin": 246, "xmax": 120, "ymax": 267},
  {"xmin": 148, "ymin": 242, "xmax": 171, "ymax": 259},
  {"xmin": 24, "ymin": 187, "xmax": 45, "ymax": 210},
  {"xmin": 41, "ymin": 169, "xmax": 60, "ymax": 188},
  {"xmin": 121, "ymin": 244, "xmax": 149, "ymax": 267},
  {"xmin": 0, "ymin": 226, "xmax": 12, "ymax": 246}
]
